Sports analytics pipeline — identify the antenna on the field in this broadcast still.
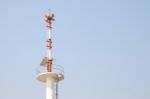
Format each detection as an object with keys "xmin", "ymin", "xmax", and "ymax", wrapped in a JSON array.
[
  {"xmin": 37, "ymin": 10, "xmax": 64, "ymax": 99},
  {"xmin": 44, "ymin": 11, "xmax": 55, "ymax": 72}
]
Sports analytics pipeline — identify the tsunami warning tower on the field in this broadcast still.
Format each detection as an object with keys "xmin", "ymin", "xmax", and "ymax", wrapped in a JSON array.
[{"xmin": 36, "ymin": 11, "xmax": 64, "ymax": 99}]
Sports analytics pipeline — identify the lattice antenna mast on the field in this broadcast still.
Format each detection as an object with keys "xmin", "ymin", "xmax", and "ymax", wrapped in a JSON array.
[{"xmin": 45, "ymin": 10, "xmax": 55, "ymax": 72}]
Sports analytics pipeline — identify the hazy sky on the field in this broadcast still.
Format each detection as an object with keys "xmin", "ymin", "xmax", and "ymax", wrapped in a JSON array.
[{"xmin": 0, "ymin": 0, "xmax": 150, "ymax": 99}]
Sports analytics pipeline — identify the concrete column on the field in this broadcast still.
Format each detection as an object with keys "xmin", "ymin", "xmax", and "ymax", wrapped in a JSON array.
[{"xmin": 46, "ymin": 77, "xmax": 55, "ymax": 99}]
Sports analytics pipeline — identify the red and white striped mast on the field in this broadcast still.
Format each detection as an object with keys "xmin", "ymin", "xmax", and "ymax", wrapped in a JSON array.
[{"xmin": 45, "ymin": 10, "xmax": 55, "ymax": 72}]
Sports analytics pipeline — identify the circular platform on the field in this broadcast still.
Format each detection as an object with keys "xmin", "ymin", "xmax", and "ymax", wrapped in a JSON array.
[{"xmin": 36, "ymin": 72, "xmax": 64, "ymax": 83}]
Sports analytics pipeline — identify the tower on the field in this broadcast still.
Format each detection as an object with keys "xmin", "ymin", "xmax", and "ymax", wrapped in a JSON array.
[{"xmin": 37, "ymin": 11, "xmax": 64, "ymax": 99}]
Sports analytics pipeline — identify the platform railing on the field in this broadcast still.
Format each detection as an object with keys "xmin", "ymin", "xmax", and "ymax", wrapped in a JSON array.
[{"xmin": 36, "ymin": 64, "xmax": 64, "ymax": 76}]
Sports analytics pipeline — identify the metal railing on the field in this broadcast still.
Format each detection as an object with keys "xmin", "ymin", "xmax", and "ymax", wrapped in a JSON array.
[{"xmin": 36, "ymin": 64, "xmax": 64, "ymax": 75}]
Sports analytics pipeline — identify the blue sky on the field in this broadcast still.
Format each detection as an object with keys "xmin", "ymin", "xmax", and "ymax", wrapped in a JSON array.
[{"xmin": 0, "ymin": 0, "xmax": 150, "ymax": 99}]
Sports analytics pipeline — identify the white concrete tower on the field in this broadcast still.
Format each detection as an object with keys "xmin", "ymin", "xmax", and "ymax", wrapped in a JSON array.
[{"xmin": 37, "ymin": 11, "xmax": 64, "ymax": 99}]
